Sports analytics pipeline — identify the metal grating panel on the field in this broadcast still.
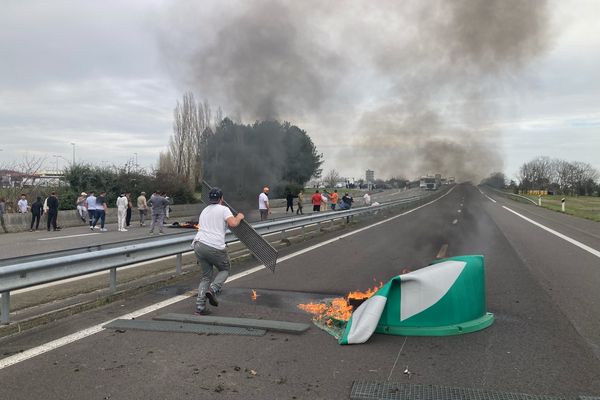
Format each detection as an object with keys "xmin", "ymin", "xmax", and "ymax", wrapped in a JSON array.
[
  {"xmin": 350, "ymin": 382, "xmax": 572, "ymax": 400},
  {"xmin": 202, "ymin": 181, "xmax": 278, "ymax": 272},
  {"xmin": 104, "ymin": 319, "xmax": 266, "ymax": 336},
  {"xmin": 155, "ymin": 313, "xmax": 311, "ymax": 333}
]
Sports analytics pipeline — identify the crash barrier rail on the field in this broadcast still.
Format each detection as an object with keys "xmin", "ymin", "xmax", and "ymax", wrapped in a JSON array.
[
  {"xmin": 483, "ymin": 186, "xmax": 538, "ymax": 206},
  {"xmin": 0, "ymin": 189, "xmax": 447, "ymax": 324}
]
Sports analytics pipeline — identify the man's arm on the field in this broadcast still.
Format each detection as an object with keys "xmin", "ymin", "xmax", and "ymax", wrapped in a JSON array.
[{"xmin": 226, "ymin": 212, "xmax": 245, "ymax": 228}]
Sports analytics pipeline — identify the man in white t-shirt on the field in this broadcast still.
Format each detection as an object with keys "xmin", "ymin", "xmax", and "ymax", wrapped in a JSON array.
[
  {"xmin": 258, "ymin": 186, "xmax": 270, "ymax": 221},
  {"xmin": 192, "ymin": 187, "xmax": 244, "ymax": 315},
  {"xmin": 17, "ymin": 194, "xmax": 29, "ymax": 213}
]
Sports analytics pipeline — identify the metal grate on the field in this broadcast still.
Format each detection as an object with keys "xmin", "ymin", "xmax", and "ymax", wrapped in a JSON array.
[
  {"xmin": 202, "ymin": 181, "xmax": 278, "ymax": 272},
  {"xmin": 104, "ymin": 319, "xmax": 266, "ymax": 336},
  {"xmin": 350, "ymin": 382, "xmax": 574, "ymax": 400}
]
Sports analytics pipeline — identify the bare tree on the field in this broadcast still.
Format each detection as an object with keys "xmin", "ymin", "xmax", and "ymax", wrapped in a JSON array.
[
  {"xmin": 323, "ymin": 169, "xmax": 341, "ymax": 188},
  {"xmin": 170, "ymin": 92, "xmax": 200, "ymax": 186}
]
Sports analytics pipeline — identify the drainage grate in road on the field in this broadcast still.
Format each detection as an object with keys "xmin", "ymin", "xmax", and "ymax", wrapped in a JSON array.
[
  {"xmin": 349, "ymin": 381, "xmax": 584, "ymax": 400},
  {"xmin": 104, "ymin": 319, "xmax": 266, "ymax": 336}
]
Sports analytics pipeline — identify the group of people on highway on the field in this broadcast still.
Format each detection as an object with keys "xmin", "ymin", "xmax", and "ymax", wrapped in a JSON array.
[{"xmin": 3, "ymin": 190, "xmax": 172, "ymax": 234}]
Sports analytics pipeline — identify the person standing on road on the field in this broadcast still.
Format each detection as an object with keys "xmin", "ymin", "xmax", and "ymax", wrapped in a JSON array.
[
  {"xmin": 192, "ymin": 187, "xmax": 244, "ymax": 315},
  {"xmin": 0, "ymin": 197, "xmax": 8, "ymax": 233},
  {"xmin": 76, "ymin": 192, "xmax": 87, "ymax": 222},
  {"xmin": 93, "ymin": 191, "xmax": 108, "ymax": 231},
  {"xmin": 137, "ymin": 191, "xmax": 148, "ymax": 226},
  {"xmin": 125, "ymin": 192, "xmax": 132, "ymax": 228},
  {"xmin": 148, "ymin": 191, "xmax": 167, "ymax": 234},
  {"xmin": 285, "ymin": 190, "xmax": 294, "ymax": 213},
  {"xmin": 340, "ymin": 192, "xmax": 354, "ymax": 210},
  {"xmin": 296, "ymin": 190, "xmax": 304, "ymax": 215},
  {"xmin": 363, "ymin": 192, "xmax": 371, "ymax": 206},
  {"xmin": 85, "ymin": 191, "xmax": 97, "ymax": 230},
  {"xmin": 46, "ymin": 192, "xmax": 60, "ymax": 231},
  {"xmin": 30, "ymin": 196, "xmax": 43, "ymax": 231},
  {"xmin": 258, "ymin": 187, "xmax": 270, "ymax": 221},
  {"xmin": 116, "ymin": 192, "xmax": 128, "ymax": 232},
  {"xmin": 17, "ymin": 194, "xmax": 29, "ymax": 214},
  {"xmin": 311, "ymin": 190, "xmax": 322, "ymax": 212},
  {"xmin": 330, "ymin": 189, "xmax": 339, "ymax": 211},
  {"xmin": 163, "ymin": 192, "xmax": 172, "ymax": 220}
]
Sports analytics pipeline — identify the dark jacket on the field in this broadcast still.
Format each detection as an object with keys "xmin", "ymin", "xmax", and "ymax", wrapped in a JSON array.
[
  {"xmin": 31, "ymin": 200, "xmax": 43, "ymax": 216},
  {"xmin": 46, "ymin": 196, "xmax": 59, "ymax": 212}
]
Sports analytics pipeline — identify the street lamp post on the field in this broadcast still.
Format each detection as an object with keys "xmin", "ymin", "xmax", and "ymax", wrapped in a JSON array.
[
  {"xmin": 70, "ymin": 143, "xmax": 76, "ymax": 165},
  {"xmin": 52, "ymin": 155, "xmax": 60, "ymax": 174}
]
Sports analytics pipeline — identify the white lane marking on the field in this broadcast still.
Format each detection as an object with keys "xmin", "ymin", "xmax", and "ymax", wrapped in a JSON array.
[
  {"xmin": 457, "ymin": 209, "xmax": 462, "ymax": 213},
  {"xmin": 38, "ymin": 233, "xmax": 101, "ymax": 241},
  {"xmin": 436, "ymin": 244, "xmax": 449, "ymax": 259},
  {"xmin": 478, "ymin": 187, "xmax": 497, "ymax": 203},
  {"xmin": 502, "ymin": 206, "xmax": 600, "ymax": 259},
  {"xmin": 13, "ymin": 256, "xmax": 177, "ymax": 294},
  {"xmin": 0, "ymin": 187, "xmax": 455, "ymax": 369},
  {"xmin": 452, "ymin": 219, "xmax": 458, "ymax": 225},
  {"xmin": 0, "ymin": 294, "xmax": 190, "ymax": 370}
]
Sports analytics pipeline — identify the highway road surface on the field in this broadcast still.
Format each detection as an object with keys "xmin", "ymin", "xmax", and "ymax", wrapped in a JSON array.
[{"xmin": 1, "ymin": 184, "xmax": 599, "ymax": 399}]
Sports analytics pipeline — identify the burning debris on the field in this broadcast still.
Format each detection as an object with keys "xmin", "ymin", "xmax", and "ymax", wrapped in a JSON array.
[
  {"xmin": 251, "ymin": 290, "xmax": 259, "ymax": 301},
  {"xmin": 297, "ymin": 283, "xmax": 383, "ymax": 339}
]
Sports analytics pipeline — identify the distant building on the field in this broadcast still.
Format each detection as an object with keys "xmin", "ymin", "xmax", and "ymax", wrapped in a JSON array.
[{"xmin": 365, "ymin": 169, "xmax": 374, "ymax": 183}]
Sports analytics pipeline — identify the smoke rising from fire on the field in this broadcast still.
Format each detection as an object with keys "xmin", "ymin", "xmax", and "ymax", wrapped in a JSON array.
[{"xmin": 158, "ymin": 0, "xmax": 551, "ymax": 181}]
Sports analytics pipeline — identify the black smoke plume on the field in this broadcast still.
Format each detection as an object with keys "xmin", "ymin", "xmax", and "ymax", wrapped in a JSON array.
[{"xmin": 158, "ymin": 0, "xmax": 551, "ymax": 181}]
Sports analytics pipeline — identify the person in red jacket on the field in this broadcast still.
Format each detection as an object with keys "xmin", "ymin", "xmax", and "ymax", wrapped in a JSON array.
[{"xmin": 311, "ymin": 190, "xmax": 322, "ymax": 212}]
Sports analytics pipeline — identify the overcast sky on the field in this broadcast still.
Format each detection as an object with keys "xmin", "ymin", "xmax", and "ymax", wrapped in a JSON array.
[{"xmin": 1, "ymin": 0, "xmax": 598, "ymax": 182}]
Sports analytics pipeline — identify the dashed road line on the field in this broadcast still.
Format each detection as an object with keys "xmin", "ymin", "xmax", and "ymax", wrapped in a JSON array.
[
  {"xmin": 452, "ymin": 219, "xmax": 458, "ymax": 225},
  {"xmin": 38, "ymin": 233, "xmax": 101, "ymax": 241},
  {"xmin": 436, "ymin": 244, "xmax": 449, "ymax": 259}
]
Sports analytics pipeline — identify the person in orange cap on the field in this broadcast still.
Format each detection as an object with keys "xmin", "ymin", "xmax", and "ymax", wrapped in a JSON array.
[{"xmin": 258, "ymin": 186, "xmax": 270, "ymax": 221}]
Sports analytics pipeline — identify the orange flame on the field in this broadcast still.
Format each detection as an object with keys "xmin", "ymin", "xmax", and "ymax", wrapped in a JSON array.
[
  {"xmin": 251, "ymin": 290, "xmax": 258, "ymax": 301},
  {"xmin": 347, "ymin": 282, "xmax": 383, "ymax": 301},
  {"xmin": 298, "ymin": 283, "xmax": 383, "ymax": 323}
]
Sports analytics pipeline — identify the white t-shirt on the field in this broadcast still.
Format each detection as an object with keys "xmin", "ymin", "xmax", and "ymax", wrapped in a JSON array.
[
  {"xmin": 18, "ymin": 199, "xmax": 28, "ymax": 213},
  {"xmin": 86, "ymin": 195, "xmax": 97, "ymax": 210},
  {"xmin": 258, "ymin": 192, "xmax": 269, "ymax": 210},
  {"xmin": 193, "ymin": 204, "xmax": 233, "ymax": 250}
]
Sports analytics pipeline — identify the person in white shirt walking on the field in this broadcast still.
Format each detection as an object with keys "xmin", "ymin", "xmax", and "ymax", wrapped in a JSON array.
[
  {"xmin": 116, "ymin": 193, "xmax": 128, "ymax": 232},
  {"xmin": 192, "ymin": 187, "xmax": 244, "ymax": 315}
]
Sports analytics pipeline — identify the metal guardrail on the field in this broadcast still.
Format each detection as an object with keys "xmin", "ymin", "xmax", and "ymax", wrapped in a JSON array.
[
  {"xmin": 0, "ymin": 190, "xmax": 441, "ymax": 324},
  {"xmin": 483, "ymin": 186, "xmax": 538, "ymax": 206}
]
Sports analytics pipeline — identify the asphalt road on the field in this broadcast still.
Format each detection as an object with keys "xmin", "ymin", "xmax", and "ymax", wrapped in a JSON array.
[{"xmin": 1, "ymin": 184, "xmax": 599, "ymax": 399}]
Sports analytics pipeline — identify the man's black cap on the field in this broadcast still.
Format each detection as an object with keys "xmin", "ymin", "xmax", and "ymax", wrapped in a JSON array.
[{"xmin": 208, "ymin": 188, "xmax": 223, "ymax": 204}]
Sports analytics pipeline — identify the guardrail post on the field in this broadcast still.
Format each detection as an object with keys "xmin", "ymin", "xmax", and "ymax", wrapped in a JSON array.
[
  {"xmin": 1, "ymin": 291, "xmax": 10, "ymax": 324},
  {"xmin": 176, "ymin": 253, "xmax": 182, "ymax": 275},
  {"xmin": 561, "ymin": 198, "xmax": 565, "ymax": 212},
  {"xmin": 109, "ymin": 268, "xmax": 117, "ymax": 292}
]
